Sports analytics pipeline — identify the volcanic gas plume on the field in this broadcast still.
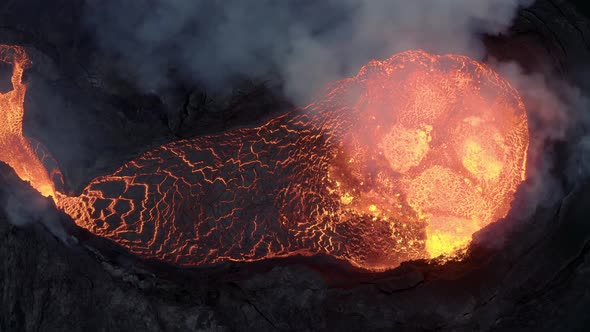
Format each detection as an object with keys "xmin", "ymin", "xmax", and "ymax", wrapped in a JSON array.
[{"xmin": 0, "ymin": 44, "xmax": 528, "ymax": 271}]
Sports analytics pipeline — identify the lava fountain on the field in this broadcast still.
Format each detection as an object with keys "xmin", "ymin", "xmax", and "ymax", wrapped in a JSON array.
[{"xmin": 0, "ymin": 45, "xmax": 528, "ymax": 271}]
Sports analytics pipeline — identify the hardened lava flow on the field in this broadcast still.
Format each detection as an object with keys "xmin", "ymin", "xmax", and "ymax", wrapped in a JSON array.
[{"xmin": 0, "ymin": 44, "xmax": 529, "ymax": 271}]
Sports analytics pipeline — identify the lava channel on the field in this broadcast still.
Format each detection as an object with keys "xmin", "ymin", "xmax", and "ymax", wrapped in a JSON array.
[{"xmin": 0, "ymin": 45, "xmax": 528, "ymax": 271}]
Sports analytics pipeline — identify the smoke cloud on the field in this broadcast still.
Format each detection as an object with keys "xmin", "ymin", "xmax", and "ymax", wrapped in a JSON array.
[
  {"xmin": 492, "ymin": 60, "xmax": 590, "ymax": 215},
  {"xmin": 4, "ymin": 191, "xmax": 69, "ymax": 242},
  {"xmin": 469, "ymin": 56, "xmax": 590, "ymax": 251},
  {"xmin": 85, "ymin": 0, "xmax": 534, "ymax": 103},
  {"xmin": 0, "ymin": 163, "xmax": 70, "ymax": 243},
  {"xmin": 87, "ymin": 0, "xmax": 590, "ymax": 220}
]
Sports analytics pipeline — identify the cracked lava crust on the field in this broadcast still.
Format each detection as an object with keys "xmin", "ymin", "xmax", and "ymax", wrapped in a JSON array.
[{"xmin": 0, "ymin": 44, "xmax": 529, "ymax": 271}]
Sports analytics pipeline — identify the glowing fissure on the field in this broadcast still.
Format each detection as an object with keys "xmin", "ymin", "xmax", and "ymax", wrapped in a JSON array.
[{"xmin": 0, "ymin": 45, "xmax": 528, "ymax": 271}]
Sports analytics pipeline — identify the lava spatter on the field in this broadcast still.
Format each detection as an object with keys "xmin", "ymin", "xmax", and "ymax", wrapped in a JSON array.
[{"xmin": 0, "ymin": 45, "xmax": 528, "ymax": 271}]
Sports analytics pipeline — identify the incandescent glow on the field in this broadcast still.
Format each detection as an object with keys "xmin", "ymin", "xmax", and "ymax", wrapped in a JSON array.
[
  {"xmin": 329, "ymin": 51, "xmax": 529, "ymax": 261},
  {"xmin": 0, "ymin": 46, "xmax": 528, "ymax": 271},
  {"xmin": 0, "ymin": 45, "xmax": 55, "ymax": 198}
]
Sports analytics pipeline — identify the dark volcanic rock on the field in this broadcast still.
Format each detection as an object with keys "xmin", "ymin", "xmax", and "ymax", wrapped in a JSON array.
[
  {"xmin": 1, "ymin": 0, "xmax": 590, "ymax": 331},
  {"xmin": 0, "ymin": 164, "xmax": 222, "ymax": 331}
]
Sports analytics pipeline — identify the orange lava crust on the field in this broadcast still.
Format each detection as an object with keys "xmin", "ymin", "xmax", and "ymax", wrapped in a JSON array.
[{"xmin": 0, "ymin": 46, "xmax": 528, "ymax": 271}]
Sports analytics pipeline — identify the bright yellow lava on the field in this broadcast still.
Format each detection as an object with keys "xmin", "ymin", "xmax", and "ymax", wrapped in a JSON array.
[
  {"xmin": 462, "ymin": 139, "xmax": 503, "ymax": 181},
  {"xmin": 0, "ymin": 46, "xmax": 528, "ymax": 271},
  {"xmin": 330, "ymin": 50, "xmax": 529, "ymax": 263}
]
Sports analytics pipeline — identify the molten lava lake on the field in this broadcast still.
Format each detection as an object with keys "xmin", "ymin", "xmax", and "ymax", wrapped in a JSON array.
[{"xmin": 0, "ymin": 44, "xmax": 528, "ymax": 272}]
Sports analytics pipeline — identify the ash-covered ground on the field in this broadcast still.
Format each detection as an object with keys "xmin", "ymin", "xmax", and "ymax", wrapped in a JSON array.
[{"xmin": 1, "ymin": 0, "xmax": 590, "ymax": 331}]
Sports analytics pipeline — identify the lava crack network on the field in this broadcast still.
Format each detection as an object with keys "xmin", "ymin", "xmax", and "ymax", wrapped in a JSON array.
[{"xmin": 0, "ymin": 45, "xmax": 528, "ymax": 271}]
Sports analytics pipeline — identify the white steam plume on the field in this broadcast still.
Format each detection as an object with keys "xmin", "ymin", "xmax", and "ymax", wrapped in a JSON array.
[{"xmin": 86, "ymin": 0, "xmax": 534, "ymax": 103}]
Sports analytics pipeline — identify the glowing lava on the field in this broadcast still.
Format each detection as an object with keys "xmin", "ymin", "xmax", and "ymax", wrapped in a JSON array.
[
  {"xmin": 0, "ymin": 45, "xmax": 528, "ymax": 271},
  {"xmin": 329, "ymin": 52, "xmax": 529, "ymax": 261},
  {"xmin": 0, "ymin": 45, "xmax": 55, "ymax": 198}
]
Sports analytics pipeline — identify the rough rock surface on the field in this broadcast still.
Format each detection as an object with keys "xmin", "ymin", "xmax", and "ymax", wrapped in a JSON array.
[{"xmin": 1, "ymin": 0, "xmax": 590, "ymax": 331}]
